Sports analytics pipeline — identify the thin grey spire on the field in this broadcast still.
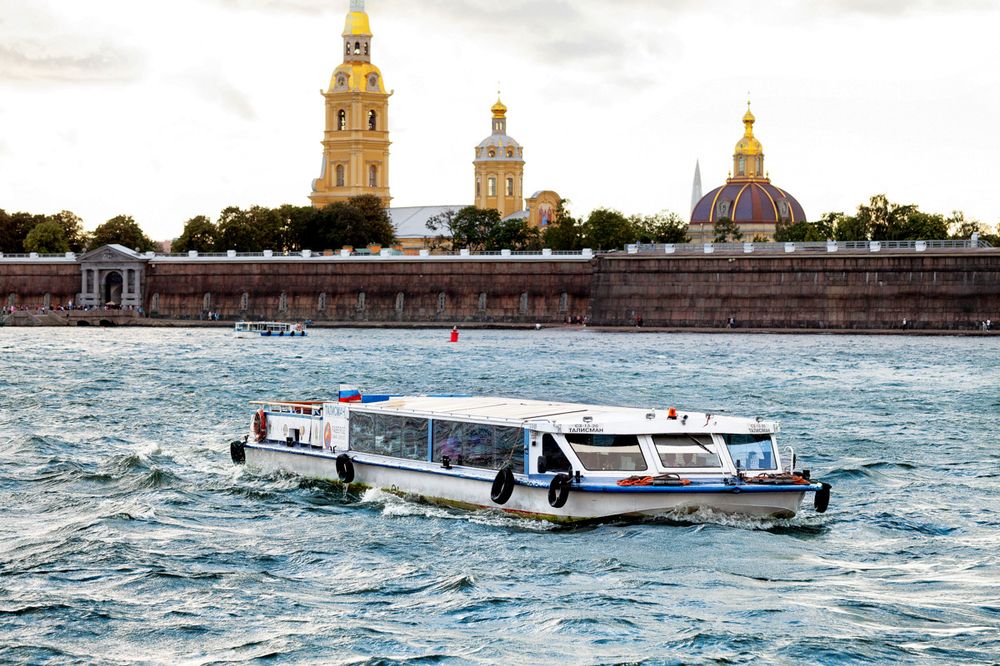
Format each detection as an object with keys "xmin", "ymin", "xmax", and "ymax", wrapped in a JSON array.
[{"xmin": 691, "ymin": 160, "xmax": 703, "ymax": 214}]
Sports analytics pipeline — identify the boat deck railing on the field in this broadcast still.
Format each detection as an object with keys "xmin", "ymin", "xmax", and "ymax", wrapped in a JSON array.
[{"xmin": 251, "ymin": 401, "xmax": 324, "ymax": 416}]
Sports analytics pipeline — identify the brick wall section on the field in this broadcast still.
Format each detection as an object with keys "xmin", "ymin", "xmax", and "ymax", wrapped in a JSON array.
[
  {"xmin": 590, "ymin": 251, "xmax": 1000, "ymax": 329},
  {"xmin": 145, "ymin": 260, "xmax": 594, "ymax": 323},
  {"xmin": 0, "ymin": 262, "xmax": 79, "ymax": 308}
]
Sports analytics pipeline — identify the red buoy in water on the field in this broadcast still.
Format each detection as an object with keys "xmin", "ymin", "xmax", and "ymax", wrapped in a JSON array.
[{"xmin": 449, "ymin": 326, "xmax": 459, "ymax": 343}]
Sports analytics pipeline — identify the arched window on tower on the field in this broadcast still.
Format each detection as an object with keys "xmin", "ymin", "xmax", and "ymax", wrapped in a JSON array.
[
  {"xmin": 476, "ymin": 178, "xmax": 481, "ymax": 197},
  {"xmin": 369, "ymin": 165, "xmax": 378, "ymax": 188},
  {"xmin": 336, "ymin": 164, "xmax": 345, "ymax": 187},
  {"xmin": 368, "ymin": 110, "xmax": 377, "ymax": 131},
  {"xmin": 364, "ymin": 42, "xmax": 369, "ymax": 55},
  {"xmin": 338, "ymin": 109, "xmax": 346, "ymax": 131},
  {"xmin": 738, "ymin": 156, "xmax": 745, "ymax": 176},
  {"xmin": 354, "ymin": 41, "xmax": 361, "ymax": 55},
  {"xmin": 488, "ymin": 177, "xmax": 497, "ymax": 197},
  {"xmin": 345, "ymin": 41, "xmax": 351, "ymax": 56},
  {"xmin": 506, "ymin": 177, "xmax": 514, "ymax": 197},
  {"xmin": 756, "ymin": 160, "xmax": 763, "ymax": 177}
]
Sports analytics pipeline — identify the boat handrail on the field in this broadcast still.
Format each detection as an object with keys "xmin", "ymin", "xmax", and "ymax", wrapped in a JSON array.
[
  {"xmin": 783, "ymin": 445, "xmax": 796, "ymax": 473},
  {"xmin": 251, "ymin": 400, "xmax": 325, "ymax": 415}
]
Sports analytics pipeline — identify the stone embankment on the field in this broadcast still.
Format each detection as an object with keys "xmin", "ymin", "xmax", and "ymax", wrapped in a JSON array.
[{"xmin": 2, "ymin": 246, "xmax": 998, "ymax": 331}]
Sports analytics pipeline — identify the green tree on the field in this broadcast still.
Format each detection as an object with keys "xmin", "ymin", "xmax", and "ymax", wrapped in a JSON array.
[
  {"xmin": 347, "ymin": 194, "xmax": 395, "ymax": 247},
  {"xmin": 774, "ymin": 219, "xmax": 828, "ymax": 242},
  {"xmin": 427, "ymin": 206, "xmax": 501, "ymax": 252},
  {"xmin": 900, "ymin": 211, "xmax": 948, "ymax": 240},
  {"xmin": 488, "ymin": 217, "xmax": 542, "ymax": 251},
  {"xmin": 833, "ymin": 214, "xmax": 868, "ymax": 241},
  {"xmin": 712, "ymin": 217, "xmax": 743, "ymax": 243},
  {"xmin": 48, "ymin": 211, "xmax": 88, "ymax": 252},
  {"xmin": 89, "ymin": 215, "xmax": 157, "ymax": 252},
  {"xmin": 541, "ymin": 200, "xmax": 583, "ymax": 251},
  {"xmin": 23, "ymin": 220, "xmax": 70, "ymax": 254},
  {"xmin": 0, "ymin": 211, "xmax": 46, "ymax": 253},
  {"xmin": 322, "ymin": 202, "xmax": 366, "ymax": 249},
  {"xmin": 173, "ymin": 215, "xmax": 219, "ymax": 253},
  {"xmin": 857, "ymin": 194, "xmax": 917, "ymax": 241},
  {"xmin": 280, "ymin": 205, "xmax": 320, "ymax": 252},
  {"xmin": 584, "ymin": 208, "xmax": 635, "ymax": 251},
  {"xmin": 632, "ymin": 211, "xmax": 690, "ymax": 244}
]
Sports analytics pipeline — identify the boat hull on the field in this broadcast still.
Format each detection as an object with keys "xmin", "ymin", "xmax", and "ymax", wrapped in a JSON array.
[{"xmin": 245, "ymin": 445, "xmax": 808, "ymax": 522}]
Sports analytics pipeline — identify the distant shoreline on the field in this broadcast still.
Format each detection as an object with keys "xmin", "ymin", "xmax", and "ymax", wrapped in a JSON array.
[{"xmin": 1, "ymin": 316, "xmax": 995, "ymax": 336}]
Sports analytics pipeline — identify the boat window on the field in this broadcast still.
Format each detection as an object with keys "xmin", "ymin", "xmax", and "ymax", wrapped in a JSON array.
[
  {"xmin": 565, "ymin": 434, "xmax": 647, "ymax": 472},
  {"xmin": 652, "ymin": 434, "xmax": 721, "ymax": 469},
  {"xmin": 432, "ymin": 420, "xmax": 524, "ymax": 473},
  {"xmin": 350, "ymin": 412, "xmax": 429, "ymax": 461},
  {"xmin": 541, "ymin": 434, "xmax": 571, "ymax": 472},
  {"xmin": 723, "ymin": 434, "xmax": 776, "ymax": 471}
]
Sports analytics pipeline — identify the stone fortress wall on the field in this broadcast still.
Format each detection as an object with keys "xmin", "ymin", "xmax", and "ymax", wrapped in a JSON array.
[{"xmin": 2, "ymin": 249, "xmax": 998, "ymax": 329}]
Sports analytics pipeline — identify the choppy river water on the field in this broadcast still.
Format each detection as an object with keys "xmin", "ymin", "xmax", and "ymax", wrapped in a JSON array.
[{"xmin": 1, "ymin": 328, "xmax": 998, "ymax": 665}]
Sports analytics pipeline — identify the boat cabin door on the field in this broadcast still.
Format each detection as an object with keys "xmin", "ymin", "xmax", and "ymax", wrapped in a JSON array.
[{"xmin": 533, "ymin": 432, "xmax": 573, "ymax": 475}]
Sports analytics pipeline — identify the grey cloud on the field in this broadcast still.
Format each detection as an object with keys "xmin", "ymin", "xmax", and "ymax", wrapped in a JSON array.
[
  {"xmin": 800, "ymin": 0, "xmax": 995, "ymax": 16},
  {"xmin": 186, "ymin": 72, "xmax": 257, "ymax": 121},
  {"xmin": 0, "ymin": 42, "xmax": 143, "ymax": 84}
]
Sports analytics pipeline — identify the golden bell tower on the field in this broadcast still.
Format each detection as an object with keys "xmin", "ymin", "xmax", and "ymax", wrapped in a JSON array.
[
  {"xmin": 473, "ymin": 96, "xmax": 524, "ymax": 218},
  {"xmin": 310, "ymin": 0, "xmax": 391, "ymax": 208}
]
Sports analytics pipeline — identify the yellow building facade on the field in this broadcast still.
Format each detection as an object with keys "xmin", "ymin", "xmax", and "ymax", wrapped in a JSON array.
[
  {"xmin": 473, "ymin": 98, "xmax": 525, "ymax": 219},
  {"xmin": 310, "ymin": 0, "xmax": 391, "ymax": 208}
]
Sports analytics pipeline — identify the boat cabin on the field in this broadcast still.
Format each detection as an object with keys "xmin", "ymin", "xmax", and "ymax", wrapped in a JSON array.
[{"xmin": 252, "ymin": 396, "xmax": 785, "ymax": 480}]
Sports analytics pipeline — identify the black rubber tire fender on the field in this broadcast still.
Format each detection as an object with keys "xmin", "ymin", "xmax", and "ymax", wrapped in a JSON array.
[
  {"xmin": 230, "ymin": 440, "xmax": 246, "ymax": 465},
  {"xmin": 336, "ymin": 454, "xmax": 355, "ymax": 483},
  {"xmin": 814, "ymin": 482, "xmax": 832, "ymax": 513},
  {"xmin": 490, "ymin": 467, "xmax": 516, "ymax": 505},
  {"xmin": 548, "ymin": 473, "xmax": 572, "ymax": 509}
]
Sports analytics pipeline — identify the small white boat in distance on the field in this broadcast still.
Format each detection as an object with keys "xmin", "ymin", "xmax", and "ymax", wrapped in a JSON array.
[
  {"xmin": 230, "ymin": 388, "xmax": 832, "ymax": 523},
  {"xmin": 233, "ymin": 321, "xmax": 307, "ymax": 338}
]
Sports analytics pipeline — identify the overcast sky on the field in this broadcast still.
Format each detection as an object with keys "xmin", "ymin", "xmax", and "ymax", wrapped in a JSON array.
[{"xmin": 1, "ymin": 0, "xmax": 998, "ymax": 240}]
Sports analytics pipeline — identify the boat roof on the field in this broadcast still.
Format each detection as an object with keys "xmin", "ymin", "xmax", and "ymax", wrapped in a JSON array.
[{"xmin": 349, "ymin": 396, "xmax": 778, "ymax": 435}]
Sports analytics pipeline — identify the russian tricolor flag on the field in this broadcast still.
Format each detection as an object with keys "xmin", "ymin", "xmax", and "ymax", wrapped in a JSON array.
[{"xmin": 339, "ymin": 385, "xmax": 362, "ymax": 402}]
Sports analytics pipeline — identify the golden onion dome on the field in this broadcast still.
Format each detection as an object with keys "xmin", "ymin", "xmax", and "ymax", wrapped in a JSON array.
[
  {"xmin": 735, "ymin": 102, "xmax": 763, "ymax": 156},
  {"xmin": 491, "ymin": 97, "xmax": 508, "ymax": 118}
]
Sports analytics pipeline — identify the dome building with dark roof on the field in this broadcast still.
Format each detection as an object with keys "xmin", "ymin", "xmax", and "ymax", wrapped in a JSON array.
[{"xmin": 689, "ymin": 104, "xmax": 806, "ymax": 243}]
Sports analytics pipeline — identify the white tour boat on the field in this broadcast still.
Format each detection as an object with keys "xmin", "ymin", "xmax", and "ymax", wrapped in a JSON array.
[
  {"xmin": 230, "ymin": 388, "xmax": 832, "ymax": 522},
  {"xmin": 233, "ymin": 321, "xmax": 308, "ymax": 338}
]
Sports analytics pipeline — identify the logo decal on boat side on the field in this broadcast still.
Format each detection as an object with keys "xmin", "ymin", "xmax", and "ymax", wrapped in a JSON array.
[{"xmin": 324, "ymin": 423, "xmax": 333, "ymax": 449}]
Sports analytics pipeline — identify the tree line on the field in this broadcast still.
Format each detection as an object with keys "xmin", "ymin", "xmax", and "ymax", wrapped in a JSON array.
[
  {"xmin": 3, "ymin": 192, "xmax": 996, "ymax": 256},
  {"xmin": 427, "ymin": 204, "xmax": 691, "ymax": 252},
  {"xmin": 712, "ymin": 194, "xmax": 999, "ymax": 245},
  {"xmin": 0, "ymin": 195, "xmax": 396, "ymax": 255}
]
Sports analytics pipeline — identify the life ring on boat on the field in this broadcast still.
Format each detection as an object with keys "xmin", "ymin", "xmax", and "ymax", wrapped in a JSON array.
[
  {"xmin": 490, "ymin": 467, "xmax": 516, "ymax": 505},
  {"xmin": 548, "ymin": 473, "xmax": 572, "ymax": 509},
  {"xmin": 336, "ymin": 454, "xmax": 355, "ymax": 483},
  {"xmin": 252, "ymin": 409, "xmax": 267, "ymax": 442},
  {"xmin": 814, "ymin": 482, "xmax": 832, "ymax": 513}
]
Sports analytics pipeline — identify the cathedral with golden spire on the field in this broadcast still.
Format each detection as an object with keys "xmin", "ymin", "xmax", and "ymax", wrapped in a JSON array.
[
  {"xmin": 689, "ymin": 103, "xmax": 806, "ymax": 242},
  {"xmin": 309, "ymin": 0, "xmax": 391, "ymax": 208}
]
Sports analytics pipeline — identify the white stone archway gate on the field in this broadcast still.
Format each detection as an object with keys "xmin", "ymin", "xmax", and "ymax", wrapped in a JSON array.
[{"xmin": 77, "ymin": 245, "xmax": 151, "ymax": 308}]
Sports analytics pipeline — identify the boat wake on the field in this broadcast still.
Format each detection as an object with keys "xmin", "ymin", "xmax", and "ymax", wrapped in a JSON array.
[{"xmin": 359, "ymin": 488, "xmax": 558, "ymax": 531}]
